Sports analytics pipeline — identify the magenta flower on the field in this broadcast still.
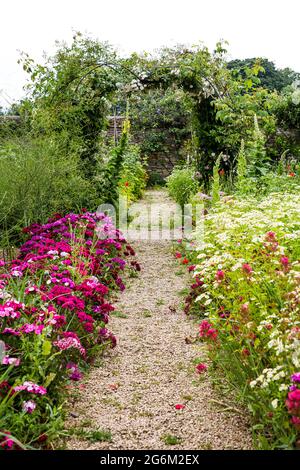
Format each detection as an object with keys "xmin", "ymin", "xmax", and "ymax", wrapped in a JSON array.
[
  {"xmin": 291, "ymin": 373, "xmax": 300, "ymax": 383},
  {"xmin": 215, "ymin": 270, "xmax": 225, "ymax": 281},
  {"xmin": 199, "ymin": 320, "xmax": 218, "ymax": 341},
  {"xmin": 66, "ymin": 362, "xmax": 82, "ymax": 381},
  {"xmin": 0, "ymin": 436, "xmax": 14, "ymax": 449},
  {"xmin": 196, "ymin": 363, "xmax": 208, "ymax": 374},
  {"xmin": 21, "ymin": 323, "xmax": 44, "ymax": 335},
  {"xmin": 280, "ymin": 256, "xmax": 289, "ymax": 267},
  {"xmin": 2, "ymin": 328, "xmax": 20, "ymax": 336},
  {"xmin": 14, "ymin": 381, "xmax": 47, "ymax": 395}
]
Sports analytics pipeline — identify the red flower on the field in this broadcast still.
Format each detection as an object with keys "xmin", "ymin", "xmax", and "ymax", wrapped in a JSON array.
[
  {"xmin": 219, "ymin": 169, "xmax": 225, "ymax": 176},
  {"xmin": 124, "ymin": 181, "xmax": 129, "ymax": 187},
  {"xmin": 288, "ymin": 172, "xmax": 296, "ymax": 177},
  {"xmin": 37, "ymin": 433, "xmax": 48, "ymax": 443},
  {"xmin": 175, "ymin": 404, "xmax": 185, "ymax": 410},
  {"xmin": 242, "ymin": 348, "xmax": 250, "ymax": 356},
  {"xmin": 266, "ymin": 231, "xmax": 276, "ymax": 241},
  {"xmin": 175, "ymin": 252, "xmax": 182, "ymax": 259},
  {"xmin": 196, "ymin": 363, "xmax": 208, "ymax": 374},
  {"xmin": 182, "ymin": 258, "xmax": 189, "ymax": 265}
]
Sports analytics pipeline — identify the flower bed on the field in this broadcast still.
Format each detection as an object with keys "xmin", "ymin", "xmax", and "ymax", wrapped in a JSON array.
[
  {"xmin": 0, "ymin": 211, "xmax": 137, "ymax": 449},
  {"xmin": 176, "ymin": 190, "xmax": 300, "ymax": 449}
]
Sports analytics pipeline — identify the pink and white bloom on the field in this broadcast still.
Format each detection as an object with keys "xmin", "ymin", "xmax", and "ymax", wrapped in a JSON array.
[{"xmin": 22, "ymin": 400, "xmax": 37, "ymax": 414}]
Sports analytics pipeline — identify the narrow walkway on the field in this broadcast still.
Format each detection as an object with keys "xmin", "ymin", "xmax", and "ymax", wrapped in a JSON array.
[{"xmin": 66, "ymin": 190, "xmax": 252, "ymax": 450}]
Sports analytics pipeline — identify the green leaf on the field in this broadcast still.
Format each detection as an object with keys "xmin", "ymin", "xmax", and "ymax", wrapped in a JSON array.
[
  {"xmin": 42, "ymin": 340, "xmax": 52, "ymax": 356},
  {"xmin": 44, "ymin": 372, "xmax": 56, "ymax": 388}
]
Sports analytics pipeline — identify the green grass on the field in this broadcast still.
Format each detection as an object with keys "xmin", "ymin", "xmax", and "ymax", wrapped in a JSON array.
[
  {"xmin": 178, "ymin": 287, "xmax": 189, "ymax": 296},
  {"xmin": 162, "ymin": 434, "xmax": 182, "ymax": 445},
  {"xmin": 85, "ymin": 429, "xmax": 112, "ymax": 443},
  {"xmin": 70, "ymin": 426, "xmax": 112, "ymax": 442},
  {"xmin": 142, "ymin": 309, "xmax": 152, "ymax": 318},
  {"xmin": 111, "ymin": 311, "xmax": 128, "ymax": 319},
  {"xmin": 175, "ymin": 270, "xmax": 185, "ymax": 276}
]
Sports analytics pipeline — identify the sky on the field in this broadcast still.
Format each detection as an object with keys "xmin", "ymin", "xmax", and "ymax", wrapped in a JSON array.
[{"xmin": 0, "ymin": 0, "xmax": 299, "ymax": 107}]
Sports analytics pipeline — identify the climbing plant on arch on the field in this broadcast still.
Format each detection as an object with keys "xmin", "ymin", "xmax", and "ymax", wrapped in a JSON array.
[{"xmin": 20, "ymin": 34, "xmax": 278, "ymax": 187}]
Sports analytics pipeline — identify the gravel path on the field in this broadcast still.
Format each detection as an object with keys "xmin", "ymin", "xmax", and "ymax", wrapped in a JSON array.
[{"xmin": 66, "ymin": 190, "xmax": 253, "ymax": 450}]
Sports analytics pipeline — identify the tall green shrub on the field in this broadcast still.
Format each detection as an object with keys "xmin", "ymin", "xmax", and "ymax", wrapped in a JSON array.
[
  {"xmin": 166, "ymin": 167, "xmax": 199, "ymax": 209},
  {"xmin": 247, "ymin": 115, "xmax": 269, "ymax": 177},
  {"xmin": 0, "ymin": 137, "xmax": 98, "ymax": 245}
]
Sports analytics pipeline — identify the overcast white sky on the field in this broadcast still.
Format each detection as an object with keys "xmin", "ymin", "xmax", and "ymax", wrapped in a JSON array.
[{"xmin": 0, "ymin": 0, "xmax": 299, "ymax": 107}]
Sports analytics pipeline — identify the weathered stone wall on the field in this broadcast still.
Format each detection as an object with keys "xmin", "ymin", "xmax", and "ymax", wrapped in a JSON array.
[{"xmin": 107, "ymin": 116, "xmax": 181, "ymax": 179}]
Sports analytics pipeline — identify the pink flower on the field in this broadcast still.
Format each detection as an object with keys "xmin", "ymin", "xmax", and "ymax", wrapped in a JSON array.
[
  {"xmin": 53, "ymin": 336, "xmax": 86, "ymax": 356},
  {"xmin": 2, "ymin": 356, "xmax": 20, "ymax": 366},
  {"xmin": 242, "ymin": 263, "xmax": 253, "ymax": 275},
  {"xmin": 22, "ymin": 400, "xmax": 36, "ymax": 414},
  {"xmin": 66, "ymin": 362, "xmax": 82, "ymax": 381},
  {"xmin": 199, "ymin": 320, "xmax": 218, "ymax": 341},
  {"xmin": 0, "ymin": 435, "xmax": 14, "ymax": 449},
  {"xmin": 241, "ymin": 303, "xmax": 250, "ymax": 314},
  {"xmin": 280, "ymin": 256, "xmax": 289, "ymax": 267},
  {"xmin": 25, "ymin": 285, "xmax": 39, "ymax": 295},
  {"xmin": 286, "ymin": 388, "xmax": 300, "ymax": 413},
  {"xmin": 13, "ymin": 381, "xmax": 47, "ymax": 395},
  {"xmin": 215, "ymin": 270, "xmax": 225, "ymax": 281},
  {"xmin": 21, "ymin": 323, "xmax": 44, "ymax": 335},
  {"xmin": 266, "ymin": 231, "xmax": 276, "ymax": 240},
  {"xmin": 196, "ymin": 363, "xmax": 207, "ymax": 374},
  {"xmin": 2, "ymin": 328, "xmax": 20, "ymax": 336},
  {"xmin": 175, "ymin": 404, "xmax": 185, "ymax": 410},
  {"xmin": 291, "ymin": 416, "xmax": 300, "ymax": 429},
  {"xmin": 175, "ymin": 252, "xmax": 182, "ymax": 259}
]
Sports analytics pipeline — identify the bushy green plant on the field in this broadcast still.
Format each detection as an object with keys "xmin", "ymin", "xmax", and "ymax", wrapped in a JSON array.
[
  {"xmin": 20, "ymin": 33, "xmax": 121, "ymax": 178},
  {"xmin": 118, "ymin": 144, "xmax": 147, "ymax": 202},
  {"xmin": 178, "ymin": 183, "xmax": 300, "ymax": 449},
  {"xmin": 0, "ymin": 137, "xmax": 98, "ymax": 245},
  {"xmin": 166, "ymin": 167, "xmax": 199, "ymax": 208}
]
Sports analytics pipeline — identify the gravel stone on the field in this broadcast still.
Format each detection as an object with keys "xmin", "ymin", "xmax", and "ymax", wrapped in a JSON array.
[{"xmin": 66, "ymin": 190, "xmax": 253, "ymax": 450}]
